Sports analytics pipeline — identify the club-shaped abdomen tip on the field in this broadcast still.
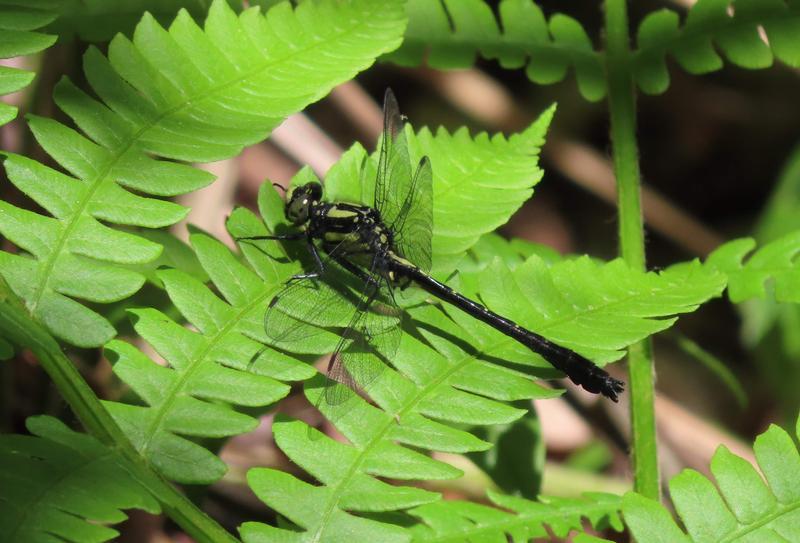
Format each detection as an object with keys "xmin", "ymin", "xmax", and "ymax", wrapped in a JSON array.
[{"xmin": 604, "ymin": 377, "xmax": 625, "ymax": 402}]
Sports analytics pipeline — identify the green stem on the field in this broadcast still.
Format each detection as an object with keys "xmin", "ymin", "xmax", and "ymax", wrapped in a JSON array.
[
  {"xmin": 0, "ymin": 279, "xmax": 239, "ymax": 543},
  {"xmin": 603, "ymin": 0, "xmax": 660, "ymax": 500}
]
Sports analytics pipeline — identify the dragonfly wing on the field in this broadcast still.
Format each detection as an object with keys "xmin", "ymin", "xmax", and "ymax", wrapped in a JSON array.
[
  {"xmin": 373, "ymin": 90, "xmax": 433, "ymax": 273},
  {"xmin": 374, "ymin": 88, "xmax": 412, "ymax": 230},
  {"xmin": 391, "ymin": 156, "xmax": 433, "ymax": 274},
  {"xmin": 264, "ymin": 278, "xmax": 349, "ymax": 346}
]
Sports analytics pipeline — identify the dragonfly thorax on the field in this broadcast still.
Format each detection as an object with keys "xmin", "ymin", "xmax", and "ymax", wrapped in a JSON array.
[{"xmin": 313, "ymin": 202, "xmax": 395, "ymax": 257}]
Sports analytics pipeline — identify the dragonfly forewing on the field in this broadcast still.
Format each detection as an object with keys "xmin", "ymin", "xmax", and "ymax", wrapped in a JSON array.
[{"xmin": 392, "ymin": 156, "xmax": 433, "ymax": 274}]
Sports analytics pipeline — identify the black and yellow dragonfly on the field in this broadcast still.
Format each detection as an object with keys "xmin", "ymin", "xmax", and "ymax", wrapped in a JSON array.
[{"xmin": 241, "ymin": 89, "xmax": 624, "ymax": 406}]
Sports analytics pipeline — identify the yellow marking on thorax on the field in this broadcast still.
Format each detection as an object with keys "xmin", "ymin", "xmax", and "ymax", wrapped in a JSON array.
[{"xmin": 326, "ymin": 207, "xmax": 359, "ymax": 219}]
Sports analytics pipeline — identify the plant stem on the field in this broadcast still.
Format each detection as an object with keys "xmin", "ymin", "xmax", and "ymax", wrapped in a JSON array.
[
  {"xmin": 0, "ymin": 279, "xmax": 239, "ymax": 543},
  {"xmin": 603, "ymin": 0, "xmax": 660, "ymax": 500}
]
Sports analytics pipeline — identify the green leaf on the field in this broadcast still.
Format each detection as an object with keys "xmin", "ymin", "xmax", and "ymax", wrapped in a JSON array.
[
  {"xmin": 706, "ymin": 231, "xmax": 800, "ymax": 304},
  {"xmin": 466, "ymin": 232, "xmax": 563, "ymax": 273},
  {"xmin": 0, "ymin": 416, "xmax": 160, "ymax": 543},
  {"xmin": 103, "ymin": 226, "xmax": 315, "ymax": 483},
  {"xmin": 623, "ymin": 413, "xmax": 800, "ymax": 542},
  {"xmin": 566, "ymin": 441, "xmax": 614, "ymax": 473},
  {"xmin": 0, "ymin": 275, "xmax": 240, "ymax": 543},
  {"xmin": 622, "ymin": 493, "xmax": 692, "ymax": 543},
  {"xmin": 239, "ymin": 297, "xmax": 553, "ymax": 538},
  {"xmin": 738, "ymin": 143, "xmax": 800, "ymax": 413},
  {"xmin": 407, "ymin": 491, "xmax": 623, "ymax": 542},
  {"xmin": 388, "ymin": 0, "xmax": 605, "ymax": 101},
  {"xmin": 412, "ymin": 105, "xmax": 556, "ymax": 273},
  {"xmin": 754, "ymin": 143, "xmax": 800, "ymax": 245},
  {"xmin": 132, "ymin": 228, "xmax": 210, "ymax": 287},
  {"xmin": 0, "ymin": 0, "xmax": 58, "ymax": 125},
  {"xmin": 0, "ymin": 0, "xmax": 407, "ymax": 347}
]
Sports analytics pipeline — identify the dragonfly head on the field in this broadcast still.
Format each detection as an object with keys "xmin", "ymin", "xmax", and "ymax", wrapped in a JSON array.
[{"xmin": 285, "ymin": 182, "xmax": 322, "ymax": 226}]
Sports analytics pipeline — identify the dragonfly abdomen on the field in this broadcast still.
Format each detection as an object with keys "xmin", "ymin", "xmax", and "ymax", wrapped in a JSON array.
[{"xmin": 392, "ymin": 259, "xmax": 624, "ymax": 401}]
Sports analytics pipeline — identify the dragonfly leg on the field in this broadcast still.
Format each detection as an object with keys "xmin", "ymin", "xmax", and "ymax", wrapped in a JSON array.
[
  {"xmin": 307, "ymin": 238, "xmax": 325, "ymax": 274},
  {"xmin": 245, "ymin": 345, "xmax": 268, "ymax": 373},
  {"xmin": 288, "ymin": 237, "xmax": 326, "ymax": 282},
  {"xmin": 235, "ymin": 232, "xmax": 305, "ymax": 242},
  {"xmin": 288, "ymin": 272, "xmax": 320, "ymax": 282}
]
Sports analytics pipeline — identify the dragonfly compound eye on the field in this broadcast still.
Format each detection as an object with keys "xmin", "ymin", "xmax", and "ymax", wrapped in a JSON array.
[{"xmin": 285, "ymin": 183, "xmax": 321, "ymax": 225}]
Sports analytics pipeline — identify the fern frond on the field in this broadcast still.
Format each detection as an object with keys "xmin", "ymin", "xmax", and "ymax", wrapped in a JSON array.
[
  {"xmin": 389, "ymin": 0, "xmax": 800, "ymax": 100},
  {"xmin": 634, "ymin": 0, "xmax": 800, "ymax": 94},
  {"xmin": 0, "ymin": 0, "xmax": 406, "ymax": 348},
  {"xmin": 706, "ymin": 231, "xmax": 800, "ymax": 304},
  {"xmin": 103, "ymin": 217, "xmax": 315, "ymax": 484},
  {"xmin": 239, "ymin": 320, "xmax": 554, "ymax": 542},
  {"xmin": 407, "ymin": 491, "xmax": 622, "ymax": 542},
  {"xmin": 623, "ymin": 413, "xmax": 800, "ymax": 542},
  {"xmin": 387, "ymin": 0, "xmax": 605, "ymax": 101},
  {"xmin": 241, "ymin": 377, "xmax": 487, "ymax": 543},
  {"xmin": 0, "ymin": 0, "xmax": 58, "ymax": 125},
  {"xmin": 0, "ymin": 415, "xmax": 160, "ymax": 543}
]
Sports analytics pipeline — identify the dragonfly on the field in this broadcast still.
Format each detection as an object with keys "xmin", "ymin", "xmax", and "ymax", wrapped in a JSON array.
[{"xmin": 241, "ymin": 89, "xmax": 624, "ymax": 406}]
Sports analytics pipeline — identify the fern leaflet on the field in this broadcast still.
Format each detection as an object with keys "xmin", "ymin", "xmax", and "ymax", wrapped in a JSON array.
[
  {"xmin": 0, "ymin": 416, "xmax": 160, "ymax": 543},
  {"xmin": 706, "ymin": 231, "xmax": 800, "ymax": 304},
  {"xmin": 407, "ymin": 491, "xmax": 622, "ymax": 542},
  {"xmin": 623, "ymin": 413, "xmax": 800, "ymax": 542},
  {"xmin": 237, "ymin": 197, "xmax": 725, "ymax": 542},
  {"xmin": 240, "ymin": 252, "xmax": 718, "ymax": 542},
  {"xmin": 634, "ymin": 0, "xmax": 800, "ymax": 94},
  {"xmin": 465, "ymin": 257, "xmax": 727, "ymax": 366}
]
